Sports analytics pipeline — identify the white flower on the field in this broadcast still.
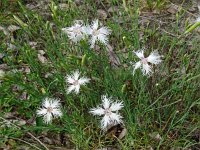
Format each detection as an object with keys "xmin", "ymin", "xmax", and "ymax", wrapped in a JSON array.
[
  {"xmin": 65, "ymin": 70, "xmax": 90, "ymax": 94},
  {"xmin": 86, "ymin": 19, "xmax": 111, "ymax": 48},
  {"xmin": 36, "ymin": 97, "xmax": 62, "ymax": 124},
  {"xmin": 132, "ymin": 49, "xmax": 163, "ymax": 76},
  {"xmin": 90, "ymin": 95, "xmax": 123, "ymax": 130},
  {"xmin": 62, "ymin": 20, "xmax": 86, "ymax": 43}
]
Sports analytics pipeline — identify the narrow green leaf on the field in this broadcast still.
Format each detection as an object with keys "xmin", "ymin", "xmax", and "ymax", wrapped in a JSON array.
[
  {"xmin": 13, "ymin": 15, "xmax": 28, "ymax": 28},
  {"xmin": 184, "ymin": 21, "xmax": 200, "ymax": 34}
]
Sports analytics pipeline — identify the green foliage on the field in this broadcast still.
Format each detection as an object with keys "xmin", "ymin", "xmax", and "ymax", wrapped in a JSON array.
[
  {"xmin": 0, "ymin": 0, "xmax": 199, "ymax": 149},
  {"xmin": 146, "ymin": 0, "xmax": 167, "ymax": 10}
]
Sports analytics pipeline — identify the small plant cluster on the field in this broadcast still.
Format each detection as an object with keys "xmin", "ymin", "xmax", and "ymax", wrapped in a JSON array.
[{"xmin": 36, "ymin": 19, "xmax": 163, "ymax": 131}]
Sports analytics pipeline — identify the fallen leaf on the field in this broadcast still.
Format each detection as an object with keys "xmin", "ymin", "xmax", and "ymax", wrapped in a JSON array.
[
  {"xmin": 108, "ymin": 6, "xmax": 119, "ymax": 13},
  {"xmin": 149, "ymin": 132, "xmax": 162, "ymax": 141},
  {"xmin": 38, "ymin": 54, "xmax": 47, "ymax": 63},
  {"xmin": 16, "ymin": 119, "xmax": 26, "ymax": 126},
  {"xmin": 38, "ymin": 50, "xmax": 45, "ymax": 55},
  {"xmin": 7, "ymin": 43, "xmax": 17, "ymax": 50},
  {"xmin": 17, "ymin": 146, "xmax": 30, "ymax": 150},
  {"xmin": 147, "ymin": 146, "xmax": 154, "ymax": 150},
  {"xmin": 107, "ymin": 44, "xmax": 121, "ymax": 68},
  {"xmin": 3, "ymin": 112, "xmax": 15, "ymax": 119},
  {"xmin": 0, "ymin": 26, "xmax": 9, "ymax": 35},
  {"xmin": 43, "ymin": 137, "xmax": 54, "ymax": 145},
  {"xmin": 167, "ymin": 4, "xmax": 178, "ymax": 14},
  {"xmin": 44, "ymin": 72, "xmax": 53, "ymax": 78},
  {"xmin": 29, "ymin": 41, "xmax": 38, "ymax": 49},
  {"xmin": 59, "ymin": 3, "xmax": 69, "ymax": 10},
  {"xmin": 97, "ymin": 9, "xmax": 107, "ymax": 19},
  {"xmin": 0, "ymin": 64, "xmax": 8, "ymax": 70},
  {"xmin": 198, "ymin": 4, "xmax": 200, "ymax": 12},
  {"xmin": 26, "ymin": 4, "xmax": 37, "ymax": 10},
  {"xmin": 7, "ymin": 25, "xmax": 20, "ymax": 32},
  {"xmin": 0, "ymin": 69, "xmax": 5, "ymax": 79},
  {"xmin": 20, "ymin": 91, "xmax": 29, "ymax": 100},
  {"xmin": 75, "ymin": 0, "xmax": 84, "ymax": 5},
  {"xmin": 106, "ymin": 124, "xmax": 126, "ymax": 140},
  {"xmin": 24, "ymin": 66, "xmax": 31, "ymax": 74},
  {"xmin": 118, "ymin": 127, "xmax": 127, "ymax": 140}
]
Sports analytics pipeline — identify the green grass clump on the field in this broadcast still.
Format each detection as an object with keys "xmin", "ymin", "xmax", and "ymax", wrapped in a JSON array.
[{"xmin": 0, "ymin": 0, "xmax": 200, "ymax": 149}]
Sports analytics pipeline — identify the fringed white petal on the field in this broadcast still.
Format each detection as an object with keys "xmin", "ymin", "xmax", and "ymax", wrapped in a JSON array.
[
  {"xmin": 92, "ymin": 19, "xmax": 99, "ymax": 30},
  {"xmin": 90, "ymin": 35, "xmax": 97, "ymax": 48},
  {"xmin": 73, "ymin": 70, "xmax": 80, "ymax": 80},
  {"xmin": 102, "ymin": 95, "xmax": 111, "ymax": 109},
  {"xmin": 53, "ymin": 109, "xmax": 62, "ymax": 118},
  {"xmin": 142, "ymin": 63, "xmax": 152, "ymax": 76},
  {"xmin": 132, "ymin": 61, "xmax": 142, "ymax": 75},
  {"xmin": 43, "ymin": 113, "xmax": 52, "ymax": 124},
  {"xmin": 147, "ymin": 51, "xmax": 162, "ymax": 64},
  {"xmin": 97, "ymin": 34, "xmax": 109, "ymax": 45},
  {"xmin": 110, "ymin": 101, "xmax": 123, "ymax": 111},
  {"xmin": 43, "ymin": 98, "xmax": 50, "ymax": 108},
  {"xmin": 101, "ymin": 115, "xmax": 110, "ymax": 130},
  {"xmin": 134, "ymin": 50, "xmax": 144, "ymax": 59},
  {"xmin": 66, "ymin": 75, "xmax": 75, "ymax": 84},
  {"xmin": 74, "ymin": 84, "xmax": 80, "ymax": 94},
  {"xmin": 110, "ymin": 113, "xmax": 123, "ymax": 124},
  {"xmin": 67, "ymin": 85, "xmax": 76, "ymax": 94},
  {"xmin": 99, "ymin": 27, "xmax": 111, "ymax": 35},
  {"xmin": 36, "ymin": 108, "xmax": 47, "ymax": 116},
  {"xmin": 78, "ymin": 77, "xmax": 90, "ymax": 85},
  {"xmin": 62, "ymin": 27, "xmax": 72, "ymax": 33},
  {"xmin": 51, "ymin": 100, "xmax": 61, "ymax": 108},
  {"xmin": 82, "ymin": 25, "xmax": 91, "ymax": 35},
  {"xmin": 90, "ymin": 107, "xmax": 105, "ymax": 116}
]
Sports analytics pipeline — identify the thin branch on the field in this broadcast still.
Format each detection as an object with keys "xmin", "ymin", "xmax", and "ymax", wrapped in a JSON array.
[
  {"xmin": 169, "ymin": 1, "xmax": 198, "ymax": 17},
  {"xmin": 9, "ymin": 137, "xmax": 42, "ymax": 150},
  {"xmin": 27, "ymin": 132, "xmax": 49, "ymax": 150},
  {"xmin": 0, "ymin": 116, "xmax": 49, "ymax": 150},
  {"xmin": 159, "ymin": 28, "xmax": 179, "ymax": 37},
  {"xmin": 0, "ymin": 116, "xmax": 19, "ymax": 129}
]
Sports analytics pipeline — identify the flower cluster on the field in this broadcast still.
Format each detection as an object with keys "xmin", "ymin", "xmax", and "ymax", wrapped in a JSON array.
[
  {"xmin": 36, "ymin": 19, "xmax": 164, "ymax": 131},
  {"xmin": 37, "ymin": 70, "xmax": 90, "ymax": 124},
  {"xmin": 62, "ymin": 20, "xmax": 86, "ymax": 43},
  {"xmin": 62, "ymin": 19, "xmax": 111, "ymax": 48}
]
